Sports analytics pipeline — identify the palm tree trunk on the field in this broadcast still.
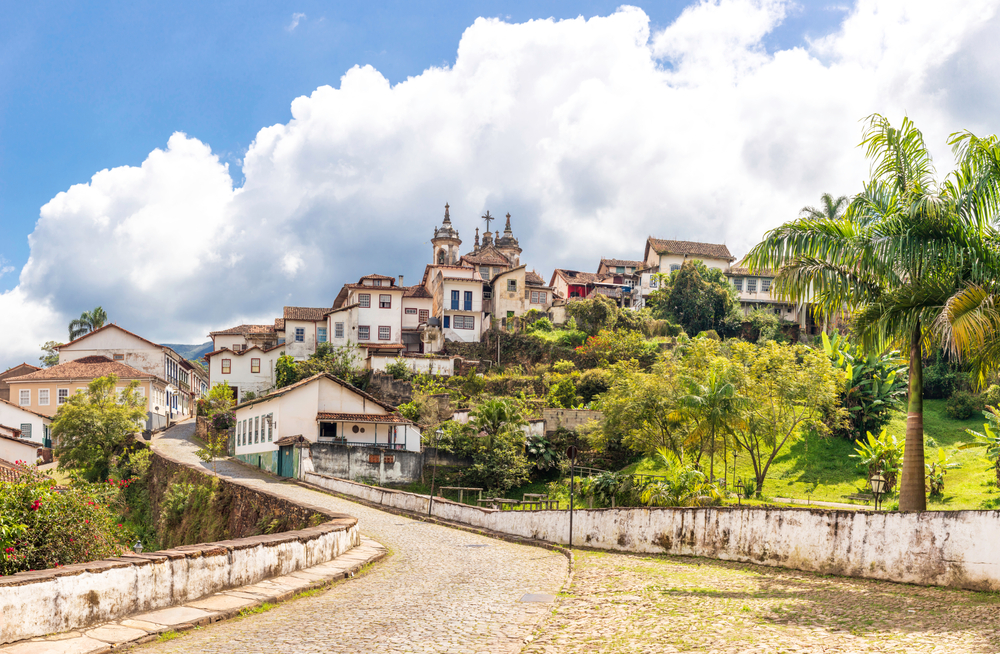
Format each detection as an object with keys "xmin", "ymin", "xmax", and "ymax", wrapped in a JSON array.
[{"xmin": 899, "ymin": 324, "xmax": 926, "ymax": 512}]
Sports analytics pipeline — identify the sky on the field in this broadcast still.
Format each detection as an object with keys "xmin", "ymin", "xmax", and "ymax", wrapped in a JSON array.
[{"xmin": 2, "ymin": 0, "xmax": 1000, "ymax": 368}]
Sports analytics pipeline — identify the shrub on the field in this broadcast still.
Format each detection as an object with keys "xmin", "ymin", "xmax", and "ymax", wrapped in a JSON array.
[
  {"xmin": 577, "ymin": 368, "xmax": 611, "ymax": 402},
  {"xmin": 1, "ymin": 470, "xmax": 133, "ymax": 575},
  {"xmin": 984, "ymin": 384, "xmax": 1000, "ymax": 408},
  {"xmin": 385, "ymin": 357, "xmax": 413, "ymax": 381},
  {"xmin": 574, "ymin": 329, "xmax": 658, "ymax": 369},
  {"xmin": 946, "ymin": 391, "xmax": 983, "ymax": 420},
  {"xmin": 547, "ymin": 378, "xmax": 580, "ymax": 408},
  {"xmin": 850, "ymin": 429, "xmax": 903, "ymax": 494},
  {"xmin": 695, "ymin": 329, "xmax": 720, "ymax": 340},
  {"xmin": 556, "ymin": 329, "xmax": 588, "ymax": 348},
  {"xmin": 922, "ymin": 350, "xmax": 962, "ymax": 399},
  {"xmin": 529, "ymin": 317, "xmax": 553, "ymax": 332}
]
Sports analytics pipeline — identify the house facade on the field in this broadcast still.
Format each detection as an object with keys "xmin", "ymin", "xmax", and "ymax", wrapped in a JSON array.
[
  {"xmin": 6, "ymin": 356, "xmax": 171, "ymax": 431},
  {"xmin": 55, "ymin": 324, "xmax": 206, "ymax": 418},
  {"xmin": 204, "ymin": 344, "xmax": 285, "ymax": 403},
  {"xmin": 0, "ymin": 364, "xmax": 41, "ymax": 403},
  {"xmin": 642, "ymin": 237, "xmax": 736, "ymax": 273},
  {"xmin": 327, "ymin": 274, "xmax": 407, "ymax": 358},
  {"xmin": 232, "ymin": 373, "xmax": 421, "ymax": 477},
  {"xmin": 488, "ymin": 266, "xmax": 559, "ymax": 329},
  {"xmin": 0, "ymin": 398, "xmax": 53, "ymax": 448}
]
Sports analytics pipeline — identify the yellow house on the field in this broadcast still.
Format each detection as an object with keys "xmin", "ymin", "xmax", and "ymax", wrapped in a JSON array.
[{"xmin": 6, "ymin": 356, "xmax": 171, "ymax": 431}]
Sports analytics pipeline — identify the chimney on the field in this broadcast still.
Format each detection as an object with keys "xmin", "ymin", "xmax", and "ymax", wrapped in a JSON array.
[{"xmin": 398, "ymin": 275, "xmax": 404, "ymax": 287}]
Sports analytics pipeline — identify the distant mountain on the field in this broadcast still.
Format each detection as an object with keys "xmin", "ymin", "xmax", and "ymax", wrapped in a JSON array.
[{"xmin": 161, "ymin": 342, "xmax": 214, "ymax": 361}]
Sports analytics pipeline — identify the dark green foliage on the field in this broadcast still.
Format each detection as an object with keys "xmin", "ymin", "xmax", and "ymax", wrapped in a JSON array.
[
  {"xmin": 385, "ymin": 357, "xmax": 413, "ymax": 381},
  {"xmin": 548, "ymin": 377, "xmax": 580, "ymax": 408},
  {"xmin": 946, "ymin": 391, "xmax": 983, "ymax": 420},
  {"xmin": 565, "ymin": 294, "xmax": 620, "ymax": 335},
  {"xmin": 525, "ymin": 435, "xmax": 561, "ymax": 470},
  {"xmin": 647, "ymin": 261, "xmax": 741, "ymax": 338},
  {"xmin": 923, "ymin": 350, "xmax": 964, "ymax": 399},
  {"xmin": 577, "ymin": 368, "xmax": 611, "ymax": 402},
  {"xmin": 275, "ymin": 354, "xmax": 299, "ymax": 389}
]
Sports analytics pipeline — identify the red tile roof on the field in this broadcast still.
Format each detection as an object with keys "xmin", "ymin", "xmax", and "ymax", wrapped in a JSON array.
[
  {"xmin": 553, "ymin": 269, "xmax": 601, "ymax": 284},
  {"xmin": 7, "ymin": 356, "xmax": 161, "ymax": 383},
  {"xmin": 359, "ymin": 274, "xmax": 397, "ymax": 282},
  {"xmin": 525, "ymin": 270, "xmax": 547, "ymax": 286},
  {"xmin": 646, "ymin": 238, "xmax": 735, "ymax": 261},
  {"xmin": 274, "ymin": 319, "xmax": 286, "ymax": 331},
  {"xmin": 209, "ymin": 324, "xmax": 276, "ymax": 336},
  {"xmin": 283, "ymin": 306, "xmax": 329, "ymax": 322},
  {"xmin": 359, "ymin": 343, "xmax": 405, "ymax": 350},
  {"xmin": 600, "ymin": 258, "xmax": 644, "ymax": 268},
  {"xmin": 403, "ymin": 285, "xmax": 432, "ymax": 299},
  {"xmin": 1, "ymin": 363, "xmax": 41, "ymax": 378},
  {"xmin": 316, "ymin": 412, "xmax": 412, "ymax": 424}
]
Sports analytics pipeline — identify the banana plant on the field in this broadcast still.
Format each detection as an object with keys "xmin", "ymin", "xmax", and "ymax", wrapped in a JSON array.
[
  {"xmin": 924, "ymin": 448, "xmax": 960, "ymax": 496},
  {"xmin": 850, "ymin": 428, "xmax": 903, "ymax": 493},
  {"xmin": 962, "ymin": 406, "xmax": 1000, "ymax": 485}
]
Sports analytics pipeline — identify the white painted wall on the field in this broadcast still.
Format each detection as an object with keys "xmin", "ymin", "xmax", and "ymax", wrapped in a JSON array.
[
  {"xmin": 208, "ymin": 348, "xmax": 281, "ymax": 401},
  {"xmin": 368, "ymin": 355, "xmax": 455, "ymax": 376},
  {"xmin": 0, "ymin": 436, "xmax": 44, "ymax": 464},
  {"xmin": 0, "ymin": 401, "xmax": 51, "ymax": 444}
]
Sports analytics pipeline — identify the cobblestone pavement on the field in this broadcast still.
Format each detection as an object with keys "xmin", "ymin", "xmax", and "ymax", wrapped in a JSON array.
[
  {"xmin": 523, "ymin": 550, "xmax": 1000, "ymax": 653},
  {"xmin": 142, "ymin": 422, "xmax": 568, "ymax": 654}
]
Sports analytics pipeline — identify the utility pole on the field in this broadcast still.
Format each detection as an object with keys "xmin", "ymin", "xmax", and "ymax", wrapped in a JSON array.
[{"xmin": 566, "ymin": 445, "xmax": 578, "ymax": 548}]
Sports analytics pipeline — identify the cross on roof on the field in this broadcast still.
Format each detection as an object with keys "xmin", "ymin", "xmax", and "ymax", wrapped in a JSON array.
[{"xmin": 482, "ymin": 210, "xmax": 494, "ymax": 233}]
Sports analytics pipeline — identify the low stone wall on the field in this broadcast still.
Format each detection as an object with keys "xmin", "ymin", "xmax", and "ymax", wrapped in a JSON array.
[
  {"xmin": 304, "ymin": 472, "xmax": 1000, "ymax": 592},
  {"xmin": 310, "ymin": 442, "xmax": 424, "ymax": 484},
  {"xmin": 0, "ymin": 454, "xmax": 360, "ymax": 645},
  {"xmin": 542, "ymin": 408, "xmax": 603, "ymax": 434}
]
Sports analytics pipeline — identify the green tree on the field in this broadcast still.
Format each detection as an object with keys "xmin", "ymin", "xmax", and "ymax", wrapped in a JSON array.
[
  {"xmin": 729, "ymin": 342, "xmax": 841, "ymax": 495},
  {"xmin": 565, "ymin": 294, "xmax": 619, "ymax": 335},
  {"xmin": 745, "ymin": 115, "xmax": 1000, "ymax": 511},
  {"xmin": 799, "ymin": 192, "xmax": 849, "ymax": 221},
  {"xmin": 275, "ymin": 354, "xmax": 300, "ymax": 389},
  {"xmin": 574, "ymin": 329, "xmax": 658, "ymax": 369},
  {"xmin": 648, "ymin": 261, "xmax": 741, "ymax": 337},
  {"xmin": 594, "ymin": 363, "xmax": 689, "ymax": 457},
  {"xmin": 198, "ymin": 382, "xmax": 236, "ymax": 473},
  {"xmin": 682, "ymin": 369, "xmax": 743, "ymax": 481},
  {"xmin": 465, "ymin": 398, "xmax": 532, "ymax": 492},
  {"xmin": 53, "ymin": 374, "xmax": 148, "ymax": 481},
  {"xmin": 39, "ymin": 341, "xmax": 62, "ymax": 368},
  {"xmin": 297, "ymin": 342, "xmax": 362, "ymax": 384},
  {"xmin": 68, "ymin": 306, "xmax": 108, "ymax": 341}
]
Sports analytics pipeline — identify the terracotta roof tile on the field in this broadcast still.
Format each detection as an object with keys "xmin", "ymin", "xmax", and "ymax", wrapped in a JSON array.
[
  {"xmin": 234, "ymin": 372, "xmax": 396, "ymax": 413},
  {"xmin": 274, "ymin": 318, "xmax": 285, "ymax": 331},
  {"xmin": 601, "ymin": 258, "xmax": 644, "ymax": 268},
  {"xmin": 647, "ymin": 238, "xmax": 735, "ymax": 261},
  {"xmin": 283, "ymin": 306, "xmax": 329, "ymax": 322},
  {"xmin": 316, "ymin": 412, "xmax": 412, "ymax": 424},
  {"xmin": 209, "ymin": 324, "xmax": 276, "ymax": 336},
  {"xmin": 403, "ymin": 285, "xmax": 432, "ymax": 299},
  {"xmin": 525, "ymin": 271, "xmax": 546, "ymax": 285},
  {"xmin": 7, "ymin": 356, "xmax": 161, "ymax": 383},
  {"xmin": 554, "ymin": 269, "xmax": 601, "ymax": 284}
]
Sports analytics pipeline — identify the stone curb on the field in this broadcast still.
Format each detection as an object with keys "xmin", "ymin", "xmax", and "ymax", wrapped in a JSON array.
[{"xmin": 0, "ymin": 538, "xmax": 388, "ymax": 654}]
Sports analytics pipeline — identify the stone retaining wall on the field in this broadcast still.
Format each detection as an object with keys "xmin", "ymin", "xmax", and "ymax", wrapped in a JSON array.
[
  {"xmin": 0, "ymin": 454, "xmax": 360, "ymax": 645},
  {"xmin": 304, "ymin": 472, "xmax": 1000, "ymax": 592}
]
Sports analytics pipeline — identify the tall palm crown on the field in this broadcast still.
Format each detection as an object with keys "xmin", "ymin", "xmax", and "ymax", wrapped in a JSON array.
[
  {"xmin": 799, "ymin": 192, "xmax": 849, "ymax": 221},
  {"xmin": 745, "ymin": 115, "xmax": 1000, "ymax": 512},
  {"xmin": 68, "ymin": 306, "xmax": 108, "ymax": 341}
]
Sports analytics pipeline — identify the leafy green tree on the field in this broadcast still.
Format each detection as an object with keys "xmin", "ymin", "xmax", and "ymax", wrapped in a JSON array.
[
  {"xmin": 641, "ymin": 448, "xmax": 722, "ymax": 507},
  {"xmin": 275, "ymin": 354, "xmax": 300, "ymax": 389},
  {"xmin": 53, "ymin": 375, "xmax": 148, "ymax": 481},
  {"xmin": 68, "ymin": 306, "xmax": 108, "ymax": 341},
  {"xmin": 595, "ymin": 363, "xmax": 689, "ymax": 457},
  {"xmin": 850, "ymin": 428, "xmax": 904, "ymax": 494},
  {"xmin": 565, "ymin": 294, "xmax": 619, "ymax": 335},
  {"xmin": 728, "ymin": 342, "xmax": 841, "ymax": 495},
  {"xmin": 198, "ymin": 382, "xmax": 236, "ymax": 473},
  {"xmin": 39, "ymin": 341, "xmax": 62, "ymax": 368},
  {"xmin": 298, "ymin": 342, "xmax": 362, "ymax": 384},
  {"xmin": 746, "ymin": 115, "xmax": 1000, "ymax": 511},
  {"xmin": 465, "ymin": 398, "xmax": 532, "ymax": 492},
  {"xmin": 648, "ymin": 261, "xmax": 741, "ymax": 337},
  {"xmin": 962, "ymin": 407, "xmax": 1000, "ymax": 486}
]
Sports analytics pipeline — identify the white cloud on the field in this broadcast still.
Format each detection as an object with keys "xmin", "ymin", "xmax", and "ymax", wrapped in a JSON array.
[
  {"xmin": 4, "ymin": 1, "xmax": 1000, "ymax": 367},
  {"xmin": 287, "ymin": 12, "xmax": 306, "ymax": 32},
  {"xmin": 0, "ymin": 256, "xmax": 13, "ymax": 278}
]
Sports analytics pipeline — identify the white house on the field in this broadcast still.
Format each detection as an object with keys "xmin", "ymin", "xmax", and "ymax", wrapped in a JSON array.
[
  {"xmin": 0, "ymin": 398, "xmax": 53, "ymax": 448},
  {"xmin": 327, "ymin": 274, "xmax": 407, "ymax": 358},
  {"xmin": 642, "ymin": 237, "xmax": 736, "ymax": 274},
  {"xmin": 281, "ymin": 306, "xmax": 329, "ymax": 359},
  {"xmin": 425, "ymin": 265, "xmax": 484, "ymax": 344},
  {"xmin": 232, "ymin": 372, "xmax": 421, "ymax": 477},
  {"xmin": 56, "ymin": 324, "xmax": 207, "ymax": 418},
  {"xmin": 204, "ymin": 343, "xmax": 286, "ymax": 403}
]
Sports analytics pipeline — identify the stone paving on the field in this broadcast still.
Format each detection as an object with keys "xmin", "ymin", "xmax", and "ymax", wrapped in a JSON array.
[
  {"xmin": 523, "ymin": 550, "xmax": 1000, "ymax": 653},
  {"xmin": 139, "ymin": 422, "xmax": 568, "ymax": 654}
]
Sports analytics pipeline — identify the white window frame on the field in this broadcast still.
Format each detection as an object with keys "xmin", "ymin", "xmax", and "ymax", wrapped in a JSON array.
[
  {"xmin": 455, "ymin": 315, "xmax": 475, "ymax": 330},
  {"xmin": 20, "ymin": 423, "xmax": 31, "ymax": 440},
  {"xmin": 19, "ymin": 389, "xmax": 30, "ymax": 406},
  {"xmin": 58, "ymin": 388, "xmax": 69, "ymax": 405},
  {"xmin": 762, "ymin": 278, "xmax": 772, "ymax": 293},
  {"xmin": 38, "ymin": 389, "xmax": 50, "ymax": 406},
  {"xmin": 733, "ymin": 278, "xmax": 743, "ymax": 291}
]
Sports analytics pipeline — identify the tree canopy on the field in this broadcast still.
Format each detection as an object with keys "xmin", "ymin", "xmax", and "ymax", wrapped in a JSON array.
[{"xmin": 647, "ymin": 261, "xmax": 741, "ymax": 337}]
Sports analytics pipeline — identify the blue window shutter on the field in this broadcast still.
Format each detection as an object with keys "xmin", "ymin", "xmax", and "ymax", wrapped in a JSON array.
[
  {"xmin": 444, "ymin": 316, "xmax": 450, "ymax": 328},
  {"xmin": 464, "ymin": 291, "xmax": 472, "ymax": 311}
]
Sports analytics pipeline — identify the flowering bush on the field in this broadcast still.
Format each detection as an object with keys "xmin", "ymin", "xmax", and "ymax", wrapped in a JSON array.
[
  {"xmin": 211, "ymin": 411, "xmax": 235, "ymax": 432},
  {"xmin": 0, "ymin": 465, "xmax": 134, "ymax": 576}
]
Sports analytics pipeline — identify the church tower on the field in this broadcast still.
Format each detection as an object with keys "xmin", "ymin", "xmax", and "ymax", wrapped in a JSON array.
[
  {"xmin": 431, "ymin": 203, "xmax": 462, "ymax": 265},
  {"xmin": 495, "ymin": 212, "xmax": 522, "ymax": 266}
]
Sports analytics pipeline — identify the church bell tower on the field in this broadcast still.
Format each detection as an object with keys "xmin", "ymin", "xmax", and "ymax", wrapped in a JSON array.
[{"xmin": 431, "ymin": 203, "xmax": 462, "ymax": 265}]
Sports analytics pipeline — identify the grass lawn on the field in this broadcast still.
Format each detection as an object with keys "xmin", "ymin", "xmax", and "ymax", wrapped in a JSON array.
[{"xmin": 628, "ymin": 399, "xmax": 1000, "ymax": 510}]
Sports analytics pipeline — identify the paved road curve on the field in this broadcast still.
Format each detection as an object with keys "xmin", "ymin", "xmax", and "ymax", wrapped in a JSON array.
[{"xmin": 143, "ymin": 422, "xmax": 567, "ymax": 654}]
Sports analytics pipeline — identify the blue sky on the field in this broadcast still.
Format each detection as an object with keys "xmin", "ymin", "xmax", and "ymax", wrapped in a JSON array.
[
  {"xmin": 0, "ymin": 0, "xmax": 845, "ymax": 293},
  {"xmin": 3, "ymin": 0, "xmax": 999, "ymax": 367}
]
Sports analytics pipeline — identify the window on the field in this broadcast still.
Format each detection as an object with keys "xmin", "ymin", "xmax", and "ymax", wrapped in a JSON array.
[
  {"xmin": 20, "ymin": 424, "xmax": 31, "ymax": 440},
  {"xmin": 358, "ymin": 326, "xmax": 370, "ymax": 340},
  {"xmin": 295, "ymin": 328, "xmax": 305, "ymax": 342},
  {"xmin": 19, "ymin": 390, "xmax": 29, "ymax": 406},
  {"xmin": 222, "ymin": 359, "xmax": 231, "ymax": 374},
  {"xmin": 650, "ymin": 278, "xmax": 659, "ymax": 289},
  {"xmin": 616, "ymin": 266, "xmax": 625, "ymax": 273},
  {"xmin": 450, "ymin": 290, "xmax": 460, "ymax": 310},
  {"xmin": 733, "ymin": 277, "xmax": 743, "ymax": 291},
  {"xmin": 359, "ymin": 293, "xmax": 371, "ymax": 308},
  {"xmin": 418, "ymin": 310, "xmax": 429, "ymax": 323},
  {"xmin": 506, "ymin": 311, "xmax": 515, "ymax": 318},
  {"xmin": 251, "ymin": 358, "xmax": 261, "ymax": 373},
  {"xmin": 507, "ymin": 279, "xmax": 517, "ymax": 292},
  {"xmin": 483, "ymin": 289, "xmax": 492, "ymax": 299},
  {"xmin": 454, "ymin": 315, "xmax": 475, "ymax": 330},
  {"xmin": 58, "ymin": 389, "xmax": 69, "ymax": 405},
  {"xmin": 747, "ymin": 278, "xmax": 758, "ymax": 293},
  {"xmin": 530, "ymin": 291, "xmax": 547, "ymax": 304},
  {"xmin": 379, "ymin": 294, "xmax": 392, "ymax": 308},
  {"xmin": 378, "ymin": 326, "xmax": 391, "ymax": 340},
  {"xmin": 762, "ymin": 278, "xmax": 772, "ymax": 293},
  {"xmin": 443, "ymin": 316, "xmax": 450, "ymax": 329},
  {"xmin": 318, "ymin": 327, "xmax": 327, "ymax": 343},
  {"xmin": 464, "ymin": 290, "xmax": 473, "ymax": 311},
  {"xmin": 267, "ymin": 414, "xmax": 273, "ymax": 441},
  {"xmin": 373, "ymin": 279, "xmax": 382, "ymax": 286},
  {"xmin": 335, "ymin": 322, "xmax": 344, "ymax": 339},
  {"xmin": 481, "ymin": 267, "xmax": 490, "ymax": 279},
  {"xmin": 405, "ymin": 308, "xmax": 417, "ymax": 315},
  {"xmin": 669, "ymin": 264, "xmax": 681, "ymax": 272},
  {"xmin": 113, "ymin": 353, "xmax": 124, "ymax": 361},
  {"xmin": 38, "ymin": 389, "xmax": 50, "ymax": 406}
]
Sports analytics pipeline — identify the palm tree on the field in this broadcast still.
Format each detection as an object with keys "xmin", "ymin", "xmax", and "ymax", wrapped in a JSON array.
[
  {"xmin": 745, "ymin": 115, "xmax": 1000, "ymax": 512},
  {"xmin": 68, "ymin": 306, "xmax": 108, "ymax": 341},
  {"xmin": 682, "ymin": 370, "xmax": 742, "ymax": 484},
  {"xmin": 800, "ymin": 192, "xmax": 850, "ymax": 221}
]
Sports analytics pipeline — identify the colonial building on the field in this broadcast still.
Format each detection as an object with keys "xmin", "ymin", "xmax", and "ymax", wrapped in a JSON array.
[
  {"xmin": 488, "ymin": 266, "xmax": 559, "ymax": 328},
  {"xmin": 0, "ymin": 398, "xmax": 52, "ymax": 449},
  {"xmin": 232, "ymin": 372, "xmax": 421, "ymax": 477},
  {"xmin": 0, "ymin": 363, "xmax": 41, "ymax": 403},
  {"xmin": 6, "ymin": 356, "xmax": 172, "ymax": 431},
  {"xmin": 642, "ymin": 237, "xmax": 736, "ymax": 273},
  {"xmin": 53, "ymin": 324, "xmax": 206, "ymax": 418},
  {"xmin": 327, "ymin": 274, "xmax": 407, "ymax": 358}
]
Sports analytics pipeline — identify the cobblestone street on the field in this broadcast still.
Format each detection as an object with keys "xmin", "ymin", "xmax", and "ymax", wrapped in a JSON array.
[
  {"xmin": 143, "ymin": 423, "xmax": 568, "ymax": 654},
  {"xmin": 524, "ymin": 550, "xmax": 1000, "ymax": 653}
]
